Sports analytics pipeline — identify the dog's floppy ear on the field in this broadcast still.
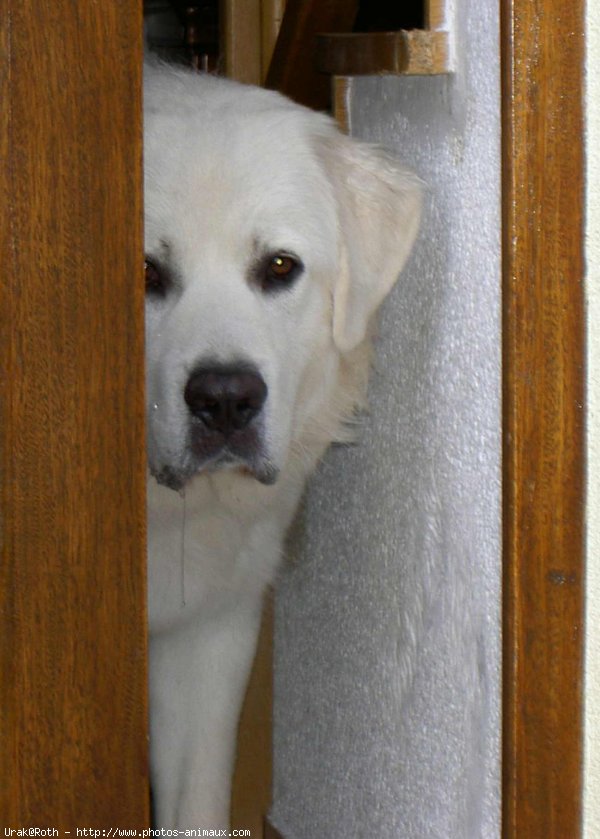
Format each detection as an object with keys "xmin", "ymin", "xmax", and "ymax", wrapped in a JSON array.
[{"xmin": 319, "ymin": 134, "xmax": 422, "ymax": 352}]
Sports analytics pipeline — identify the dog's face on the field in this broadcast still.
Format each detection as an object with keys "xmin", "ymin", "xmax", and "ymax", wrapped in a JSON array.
[{"xmin": 144, "ymin": 70, "xmax": 421, "ymax": 490}]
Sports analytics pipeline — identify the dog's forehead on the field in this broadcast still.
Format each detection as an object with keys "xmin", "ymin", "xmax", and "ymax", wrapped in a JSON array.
[
  {"xmin": 144, "ymin": 83, "xmax": 338, "ymax": 265},
  {"xmin": 146, "ymin": 113, "xmax": 328, "ymax": 202}
]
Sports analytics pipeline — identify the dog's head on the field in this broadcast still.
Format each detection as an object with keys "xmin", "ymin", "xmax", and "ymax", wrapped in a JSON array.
[{"xmin": 144, "ymin": 66, "xmax": 421, "ymax": 491}]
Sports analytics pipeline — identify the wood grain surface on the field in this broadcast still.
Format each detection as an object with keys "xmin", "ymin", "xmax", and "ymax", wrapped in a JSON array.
[
  {"xmin": 502, "ymin": 0, "xmax": 585, "ymax": 835},
  {"xmin": 265, "ymin": 0, "xmax": 358, "ymax": 109},
  {"xmin": 0, "ymin": 0, "xmax": 149, "ymax": 827},
  {"xmin": 316, "ymin": 30, "xmax": 450, "ymax": 77},
  {"xmin": 222, "ymin": 0, "xmax": 262, "ymax": 84}
]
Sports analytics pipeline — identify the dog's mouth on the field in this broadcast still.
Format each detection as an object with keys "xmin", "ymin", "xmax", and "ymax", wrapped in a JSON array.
[
  {"xmin": 150, "ymin": 441, "xmax": 279, "ymax": 492},
  {"xmin": 203, "ymin": 447, "xmax": 279, "ymax": 486}
]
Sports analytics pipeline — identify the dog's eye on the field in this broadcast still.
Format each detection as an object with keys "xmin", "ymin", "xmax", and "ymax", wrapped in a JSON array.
[
  {"xmin": 145, "ymin": 258, "xmax": 169, "ymax": 297},
  {"xmin": 261, "ymin": 254, "xmax": 303, "ymax": 291},
  {"xmin": 270, "ymin": 255, "xmax": 296, "ymax": 278}
]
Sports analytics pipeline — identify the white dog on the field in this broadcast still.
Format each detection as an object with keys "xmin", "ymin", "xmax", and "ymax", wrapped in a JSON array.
[{"xmin": 144, "ymin": 61, "xmax": 421, "ymax": 828}]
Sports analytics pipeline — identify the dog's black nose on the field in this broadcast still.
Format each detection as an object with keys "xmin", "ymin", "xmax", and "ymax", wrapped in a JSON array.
[{"xmin": 184, "ymin": 366, "xmax": 267, "ymax": 435}]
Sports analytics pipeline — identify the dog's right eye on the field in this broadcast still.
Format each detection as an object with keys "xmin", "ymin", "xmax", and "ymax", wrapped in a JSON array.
[
  {"xmin": 145, "ymin": 258, "xmax": 169, "ymax": 298},
  {"xmin": 258, "ymin": 253, "xmax": 303, "ymax": 293}
]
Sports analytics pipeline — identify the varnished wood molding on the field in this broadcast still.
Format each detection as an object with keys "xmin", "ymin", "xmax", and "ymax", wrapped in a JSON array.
[
  {"xmin": 0, "ymin": 0, "xmax": 148, "ymax": 825},
  {"xmin": 316, "ymin": 30, "xmax": 451, "ymax": 77},
  {"xmin": 502, "ymin": 0, "xmax": 585, "ymax": 835}
]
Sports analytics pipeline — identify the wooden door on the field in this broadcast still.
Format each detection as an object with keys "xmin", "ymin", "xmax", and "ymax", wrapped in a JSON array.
[
  {"xmin": 0, "ymin": 0, "xmax": 149, "ymax": 827},
  {"xmin": 502, "ymin": 0, "xmax": 585, "ymax": 835}
]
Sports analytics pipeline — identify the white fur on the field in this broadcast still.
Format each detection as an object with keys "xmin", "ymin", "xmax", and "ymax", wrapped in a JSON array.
[{"xmin": 144, "ymin": 62, "xmax": 421, "ymax": 828}]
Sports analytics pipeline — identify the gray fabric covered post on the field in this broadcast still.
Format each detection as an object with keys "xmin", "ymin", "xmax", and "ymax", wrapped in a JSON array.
[{"xmin": 270, "ymin": 3, "xmax": 501, "ymax": 837}]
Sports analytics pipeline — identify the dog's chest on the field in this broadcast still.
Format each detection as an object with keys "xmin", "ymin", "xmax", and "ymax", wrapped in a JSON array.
[{"xmin": 146, "ymin": 473, "xmax": 295, "ymax": 634}]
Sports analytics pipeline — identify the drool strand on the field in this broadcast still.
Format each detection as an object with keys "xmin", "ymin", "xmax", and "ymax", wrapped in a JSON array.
[{"xmin": 180, "ymin": 487, "xmax": 187, "ymax": 607}]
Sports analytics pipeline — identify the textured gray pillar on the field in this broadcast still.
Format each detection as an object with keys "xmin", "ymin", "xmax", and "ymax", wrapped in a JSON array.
[{"xmin": 270, "ymin": 3, "xmax": 501, "ymax": 837}]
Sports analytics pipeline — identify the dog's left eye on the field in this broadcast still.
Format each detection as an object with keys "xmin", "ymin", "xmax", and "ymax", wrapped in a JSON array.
[
  {"xmin": 260, "ymin": 253, "xmax": 303, "ymax": 291},
  {"xmin": 145, "ymin": 258, "xmax": 170, "ymax": 298}
]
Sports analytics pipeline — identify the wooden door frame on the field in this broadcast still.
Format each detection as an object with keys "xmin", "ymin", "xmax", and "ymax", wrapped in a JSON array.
[
  {"xmin": 502, "ymin": 0, "xmax": 585, "ymax": 836},
  {"xmin": 0, "ymin": 0, "xmax": 149, "ymax": 826}
]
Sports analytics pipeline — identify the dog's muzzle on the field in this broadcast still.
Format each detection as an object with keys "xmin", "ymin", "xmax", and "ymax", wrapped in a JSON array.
[{"xmin": 150, "ymin": 363, "xmax": 277, "ymax": 491}]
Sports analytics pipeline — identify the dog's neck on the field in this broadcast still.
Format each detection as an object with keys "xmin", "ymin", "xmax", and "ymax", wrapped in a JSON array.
[{"xmin": 146, "ymin": 458, "xmax": 311, "ymax": 635}]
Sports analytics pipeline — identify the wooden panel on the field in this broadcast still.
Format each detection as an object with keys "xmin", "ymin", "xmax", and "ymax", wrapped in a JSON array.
[
  {"xmin": 261, "ymin": 0, "xmax": 286, "ymax": 80},
  {"xmin": 316, "ymin": 31, "xmax": 450, "ymax": 76},
  {"xmin": 501, "ymin": 0, "xmax": 585, "ymax": 835},
  {"xmin": 222, "ymin": 0, "xmax": 262, "ymax": 84},
  {"xmin": 231, "ymin": 598, "xmax": 273, "ymax": 837},
  {"xmin": 0, "ymin": 0, "xmax": 149, "ymax": 827},
  {"xmin": 265, "ymin": 0, "xmax": 358, "ymax": 109}
]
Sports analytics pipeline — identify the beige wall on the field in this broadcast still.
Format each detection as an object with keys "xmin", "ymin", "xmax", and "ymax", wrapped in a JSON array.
[{"xmin": 585, "ymin": 1, "xmax": 600, "ymax": 835}]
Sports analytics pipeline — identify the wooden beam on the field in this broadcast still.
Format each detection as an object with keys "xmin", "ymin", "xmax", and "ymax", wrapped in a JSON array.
[
  {"xmin": 222, "ymin": 0, "xmax": 262, "ymax": 84},
  {"xmin": 316, "ymin": 30, "xmax": 450, "ymax": 77},
  {"xmin": 502, "ymin": 0, "xmax": 585, "ymax": 834},
  {"xmin": 265, "ymin": 0, "xmax": 358, "ymax": 109},
  {"xmin": 261, "ymin": 0, "xmax": 287, "ymax": 81},
  {"xmin": 0, "ymin": 0, "xmax": 149, "ymax": 825}
]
